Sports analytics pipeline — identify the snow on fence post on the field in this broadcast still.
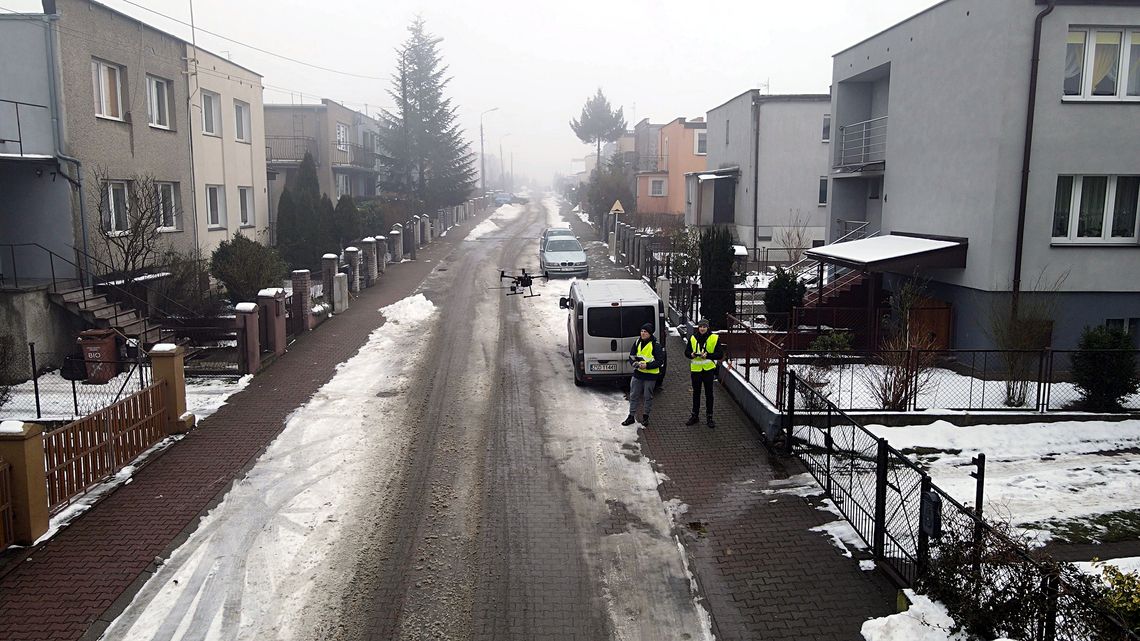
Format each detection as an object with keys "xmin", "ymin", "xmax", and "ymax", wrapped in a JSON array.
[
  {"xmin": 362, "ymin": 238, "xmax": 378, "ymax": 286},
  {"xmin": 291, "ymin": 269, "xmax": 312, "ymax": 332},
  {"xmin": 150, "ymin": 342, "xmax": 195, "ymax": 434},
  {"xmin": 321, "ymin": 254, "xmax": 338, "ymax": 306},
  {"xmin": 344, "ymin": 247, "xmax": 360, "ymax": 293},
  {"xmin": 234, "ymin": 302, "xmax": 261, "ymax": 375},
  {"xmin": 376, "ymin": 235, "xmax": 388, "ymax": 272}
]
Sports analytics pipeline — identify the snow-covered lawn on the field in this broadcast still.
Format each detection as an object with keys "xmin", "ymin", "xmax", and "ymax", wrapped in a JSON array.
[{"xmin": 867, "ymin": 419, "xmax": 1140, "ymax": 545}]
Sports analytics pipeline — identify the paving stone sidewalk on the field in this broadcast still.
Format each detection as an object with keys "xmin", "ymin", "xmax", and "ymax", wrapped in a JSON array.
[
  {"xmin": 640, "ymin": 344, "xmax": 898, "ymax": 641},
  {"xmin": 0, "ymin": 232, "xmax": 467, "ymax": 641}
]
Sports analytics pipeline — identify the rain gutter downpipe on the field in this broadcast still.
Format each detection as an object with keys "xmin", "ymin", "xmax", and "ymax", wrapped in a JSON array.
[
  {"xmin": 42, "ymin": 8, "xmax": 93, "ymax": 285},
  {"xmin": 1012, "ymin": 0, "xmax": 1055, "ymax": 318},
  {"xmin": 752, "ymin": 92, "xmax": 761, "ymax": 259}
]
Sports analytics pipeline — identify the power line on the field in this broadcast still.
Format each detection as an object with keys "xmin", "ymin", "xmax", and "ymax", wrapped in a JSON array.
[{"xmin": 115, "ymin": 0, "xmax": 387, "ymax": 81}]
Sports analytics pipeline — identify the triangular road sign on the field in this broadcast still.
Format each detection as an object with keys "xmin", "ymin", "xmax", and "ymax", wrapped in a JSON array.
[{"xmin": 609, "ymin": 200, "xmax": 625, "ymax": 215}]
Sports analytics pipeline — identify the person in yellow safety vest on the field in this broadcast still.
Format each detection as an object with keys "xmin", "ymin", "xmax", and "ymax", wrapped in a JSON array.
[
  {"xmin": 622, "ymin": 323, "xmax": 663, "ymax": 428},
  {"xmin": 685, "ymin": 319, "xmax": 723, "ymax": 428}
]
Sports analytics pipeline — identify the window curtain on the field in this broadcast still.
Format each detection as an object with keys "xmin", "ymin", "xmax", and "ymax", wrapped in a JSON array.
[
  {"xmin": 1078, "ymin": 176, "xmax": 1107, "ymax": 237},
  {"xmin": 1112, "ymin": 177, "xmax": 1139, "ymax": 238},
  {"xmin": 1128, "ymin": 40, "xmax": 1140, "ymax": 96},
  {"xmin": 1064, "ymin": 33, "xmax": 1085, "ymax": 95},
  {"xmin": 1091, "ymin": 32, "xmax": 1121, "ymax": 95}
]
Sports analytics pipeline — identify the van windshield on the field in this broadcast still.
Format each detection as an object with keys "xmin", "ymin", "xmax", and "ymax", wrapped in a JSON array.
[{"xmin": 586, "ymin": 305, "xmax": 656, "ymax": 338}]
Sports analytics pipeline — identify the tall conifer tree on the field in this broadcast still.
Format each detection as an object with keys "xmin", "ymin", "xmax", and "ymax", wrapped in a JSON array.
[{"xmin": 381, "ymin": 18, "xmax": 476, "ymax": 212}]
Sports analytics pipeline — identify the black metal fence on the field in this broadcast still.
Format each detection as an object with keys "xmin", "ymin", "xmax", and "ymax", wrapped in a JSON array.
[
  {"xmin": 784, "ymin": 371, "xmax": 1138, "ymax": 640},
  {"xmin": 0, "ymin": 343, "xmax": 150, "ymax": 420}
]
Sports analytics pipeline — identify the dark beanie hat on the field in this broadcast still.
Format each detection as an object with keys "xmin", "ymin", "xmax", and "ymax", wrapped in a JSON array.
[{"xmin": 641, "ymin": 323, "xmax": 654, "ymax": 333}]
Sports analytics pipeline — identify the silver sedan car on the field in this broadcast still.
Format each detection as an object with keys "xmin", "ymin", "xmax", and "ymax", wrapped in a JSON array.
[{"xmin": 540, "ymin": 237, "xmax": 589, "ymax": 278}]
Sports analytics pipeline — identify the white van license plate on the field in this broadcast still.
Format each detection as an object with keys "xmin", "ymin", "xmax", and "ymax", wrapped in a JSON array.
[{"xmin": 589, "ymin": 363, "xmax": 617, "ymax": 372}]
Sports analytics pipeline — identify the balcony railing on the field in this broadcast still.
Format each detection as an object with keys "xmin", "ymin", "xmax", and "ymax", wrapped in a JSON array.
[
  {"xmin": 0, "ymin": 98, "xmax": 53, "ymax": 158},
  {"xmin": 330, "ymin": 142, "xmax": 378, "ymax": 170},
  {"xmin": 636, "ymin": 154, "xmax": 668, "ymax": 173},
  {"xmin": 837, "ymin": 116, "xmax": 887, "ymax": 168},
  {"xmin": 265, "ymin": 136, "xmax": 317, "ymax": 163}
]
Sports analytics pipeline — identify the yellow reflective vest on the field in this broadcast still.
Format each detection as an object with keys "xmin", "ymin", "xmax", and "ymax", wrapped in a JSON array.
[
  {"xmin": 689, "ymin": 333, "xmax": 719, "ymax": 372},
  {"xmin": 633, "ymin": 340, "xmax": 660, "ymax": 375}
]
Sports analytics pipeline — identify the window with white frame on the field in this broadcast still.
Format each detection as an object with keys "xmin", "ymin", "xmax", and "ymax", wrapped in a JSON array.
[
  {"xmin": 234, "ymin": 100, "xmax": 250, "ymax": 142},
  {"xmin": 202, "ymin": 91, "xmax": 221, "ymax": 135},
  {"xmin": 103, "ymin": 181, "xmax": 129, "ymax": 232},
  {"xmin": 694, "ymin": 131, "xmax": 707, "ymax": 155},
  {"xmin": 1052, "ymin": 174, "xmax": 1139, "ymax": 242},
  {"xmin": 146, "ymin": 76, "xmax": 171, "ymax": 129},
  {"xmin": 336, "ymin": 173, "xmax": 350, "ymax": 197},
  {"xmin": 206, "ymin": 185, "xmax": 226, "ymax": 227},
  {"xmin": 818, "ymin": 177, "xmax": 829, "ymax": 205},
  {"xmin": 822, "ymin": 114, "xmax": 832, "ymax": 142},
  {"xmin": 91, "ymin": 59, "xmax": 123, "ymax": 120},
  {"xmin": 156, "ymin": 182, "xmax": 178, "ymax": 230},
  {"xmin": 238, "ymin": 186, "xmax": 254, "ymax": 226},
  {"xmin": 336, "ymin": 123, "xmax": 349, "ymax": 152},
  {"xmin": 650, "ymin": 179, "xmax": 666, "ymax": 197},
  {"xmin": 1105, "ymin": 318, "xmax": 1140, "ymax": 346},
  {"xmin": 1064, "ymin": 28, "xmax": 1140, "ymax": 100}
]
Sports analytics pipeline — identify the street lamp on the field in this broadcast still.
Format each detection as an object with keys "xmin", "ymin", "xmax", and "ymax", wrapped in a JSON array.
[
  {"xmin": 499, "ymin": 133, "xmax": 512, "ymax": 191},
  {"xmin": 479, "ymin": 107, "xmax": 499, "ymax": 194}
]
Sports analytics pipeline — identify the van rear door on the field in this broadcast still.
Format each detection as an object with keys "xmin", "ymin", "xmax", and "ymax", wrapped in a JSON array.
[{"xmin": 583, "ymin": 304, "xmax": 657, "ymax": 376}]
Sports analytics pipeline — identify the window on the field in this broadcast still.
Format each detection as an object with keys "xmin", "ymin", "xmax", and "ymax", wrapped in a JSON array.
[
  {"xmin": 206, "ymin": 185, "xmax": 226, "ymax": 227},
  {"xmin": 234, "ymin": 100, "xmax": 250, "ymax": 142},
  {"xmin": 146, "ymin": 76, "xmax": 171, "ymax": 128},
  {"xmin": 1052, "ymin": 174, "xmax": 1139, "ymax": 242},
  {"xmin": 686, "ymin": 178, "xmax": 693, "ymax": 205},
  {"xmin": 1105, "ymin": 318, "xmax": 1140, "ymax": 346},
  {"xmin": 1064, "ymin": 28, "xmax": 1140, "ymax": 100},
  {"xmin": 694, "ymin": 131, "xmax": 707, "ymax": 155},
  {"xmin": 91, "ymin": 59, "xmax": 123, "ymax": 119},
  {"xmin": 156, "ymin": 182, "xmax": 178, "ymax": 230},
  {"xmin": 822, "ymin": 114, "xmax": 831, "ymax": 142},
  {"xmin": 103, "ymin": 181, "xmax": 128, "ymax": 232},
  {"xmin": 818, "ymin": 177, "xmax": 829, "ymax": 205},
  {"xmin": 336, "ymin": 173, "xmax": 351, "ymax": 197},
  {"xmin": 650, "ymin": 179, "xmax": 666, "ymax": 197},
  {"xmin": 725, "ymin": 120, "xmax": 730, "ymax": 145},
  {"xmin": 202, "ymin": 91, "xmax": 221, "ymax": 135},
  {"xmin": 586, "ymin": 306, "xmax": 655, "ymax": 338},
  {"xmin": 238, "ymin": 186, "xmax": 254, "ymax": 226},
  {"xmin": 336, "ymin": 123, "xmax": 348, "ymax": 152}
]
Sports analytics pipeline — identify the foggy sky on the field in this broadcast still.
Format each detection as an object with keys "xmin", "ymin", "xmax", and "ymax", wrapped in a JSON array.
[{"xmin": 6, "ymin": 0, "xmax": 940, "ymax": 186}]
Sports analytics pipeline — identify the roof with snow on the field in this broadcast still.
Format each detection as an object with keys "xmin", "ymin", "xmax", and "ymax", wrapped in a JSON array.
[{"xmin": 805, "ymin": 233, "xmax": 967, "ymax": 272}]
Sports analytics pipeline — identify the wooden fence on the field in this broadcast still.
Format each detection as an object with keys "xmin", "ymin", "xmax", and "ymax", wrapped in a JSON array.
[{"xmin": 43, "ymin": 382, "xmax": 167, "ymax": 513}]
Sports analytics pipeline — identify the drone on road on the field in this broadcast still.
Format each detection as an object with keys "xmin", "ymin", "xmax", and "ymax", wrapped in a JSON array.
[{"xmin": 493, "ymin": 268, "xmax": 545, "ymax": 298}]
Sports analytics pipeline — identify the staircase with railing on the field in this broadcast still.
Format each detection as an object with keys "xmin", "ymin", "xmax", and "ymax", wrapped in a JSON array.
[{"xmin": 1, "ymin": 243, "xmax": 199, "ymax": 346}]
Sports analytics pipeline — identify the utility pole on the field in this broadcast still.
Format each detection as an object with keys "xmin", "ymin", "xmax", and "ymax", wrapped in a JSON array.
[{"xmin": 479, "ymin": 107, "xmax": 498, "ymax": 194}]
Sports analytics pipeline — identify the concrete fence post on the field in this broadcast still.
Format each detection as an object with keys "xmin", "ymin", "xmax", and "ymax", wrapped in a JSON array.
[
  {"xmin": 0, "ymin": 422, "xmax": 50, "ymax": 545},
  {"xmin": 257, "ymin": 288, "xmax": 287, "ymax": 357},
  {"xmin": 291, "ymin": 269, "xmax": 312, "ymax": 332},
  {"xmin": 235, "ymin": 302, "xmax": 261, "ymax": 375},
  {"xmin": 389, "ymin": 225, "xmax": 402, "ymax": 263},
  {"xmin": 344, "ymin": 247, "xmax": 360, "ymax": 293},
  {"xmin": 150, "ymin": 343, "xmax": 195, "ymax": 434},
  {"xmin": 321, "ymin": 253, "xmax": 338, "ymax": 304},
  {"xmin": 333, "ymin": 272, "xmax": 349, "ymax": 313},
  {"xmin": 376, "ymin": 235, "xmax": 388, "ymax": 272},
  {"xmin": 362, "ymin": 238, "xmax": 378, "ymax": 286}
]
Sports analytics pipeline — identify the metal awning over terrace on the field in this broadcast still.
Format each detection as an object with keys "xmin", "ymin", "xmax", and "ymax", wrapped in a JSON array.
[{"xmin": 805, "ymin": 232, "xmax": 967, "ymax": 273}]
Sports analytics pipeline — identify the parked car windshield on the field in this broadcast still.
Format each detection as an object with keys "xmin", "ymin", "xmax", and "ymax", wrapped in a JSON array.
[{"xmin": 545, "ymin": 239, "xmax": 582, "ymax": 253}]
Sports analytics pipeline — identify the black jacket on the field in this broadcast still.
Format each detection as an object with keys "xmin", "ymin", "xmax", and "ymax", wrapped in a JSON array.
[
  {"xmin": 684, "ymin": 331, "xmax": 724, "ymax": 361},
  {"xmin": 629, "ymin": 337, "xmax": 663, "ymax": 380}
]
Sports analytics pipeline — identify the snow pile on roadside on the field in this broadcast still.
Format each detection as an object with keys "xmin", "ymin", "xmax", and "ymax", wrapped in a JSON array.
[
  {"xmin": 467, "ymin": 203, "xmax": 523, "ymax": 241},
  {"xmin": 101, "ymin": 294, "xmax": 438, "ymax": 641},
  {"xmin": 860, "ymin": 590, "xmax": 1003, "ymax": 641}
]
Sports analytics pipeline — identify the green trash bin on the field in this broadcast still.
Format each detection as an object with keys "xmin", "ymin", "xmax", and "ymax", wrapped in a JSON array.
[{"xmin": 77, "ymin": 329, "xmax": 119, "ymax": 384}]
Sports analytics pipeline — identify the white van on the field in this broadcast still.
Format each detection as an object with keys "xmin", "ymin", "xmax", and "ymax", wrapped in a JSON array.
[{"xmin": 559, "ymin": 279, "xmax": 667, "ymax": 386}]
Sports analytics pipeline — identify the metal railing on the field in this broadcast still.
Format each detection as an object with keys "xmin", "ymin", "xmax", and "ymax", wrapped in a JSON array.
[
  {"xmin": 784, "ymin": 372, "xmax": 1138, "ymax": 640},
  {"xmin": 0, "ymin": 98, "xmax": 52, "ymax": 158},
  {"xmin": 330, "ymin": 142, "xmax": 378, "ymax": 169},
  {"xmin": 635, "ymin": 154, "xmax": 668, "ymax": 173},
  {"xmin": 265, "ymin": 136, "xmax": 317, "ymax": 163},
  {"xmin": 837, "ymin": 116, "xmax": 888, "ymax": 167},
  {"xmin": 0, "ymin": 343, "xmax": 151, "ymax": 421},
  {"xmin": 724, "ymin": 314, "xmax": 788, "ymax": 408},
  {"xmin": 43, "ymin": 381, "xmax": 166, "ymax": 513}
]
